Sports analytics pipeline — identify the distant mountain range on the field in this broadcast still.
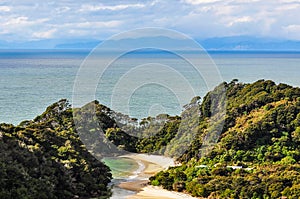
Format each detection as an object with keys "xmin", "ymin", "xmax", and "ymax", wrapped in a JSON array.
[
  {"xmin": 1, "ymin": 36, "xmax": 300, "ymax": 51},
  {"xmin": 200, "ymin": 36, "xmax": 300, "ymax": 51}
]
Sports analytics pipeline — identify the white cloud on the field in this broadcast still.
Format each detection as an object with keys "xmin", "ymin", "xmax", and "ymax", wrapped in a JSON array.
[
  {"xmin": 282, "ymin": 24, "xmax": 300, "ymax": 39},
  {"xmin": 279, "ymin": 0, "xmax": 300, "ymax": 3},
  {"xmin": 0, "ymin": 0, "xmax": 300, "ymax": 41},
  {"xmin": 4, "ymin": 17, "xmax": 49, "ymax": 26},
  {"xmin": 233, "ymin": 0, "xmax": 261, "ymax": 2},
  {"xmin": 0, "ymin": 15, "xmax": 50, "ymax": 40},
  {"xmin": 0, "ymin": 6, "xmax": 10, "ymax": 12},
  {"xmin": 33, "ymin": 29, "xmax": 57, "ymax": 39},
  {"xmin": 4, "ymin": 16, "xmax": 27, "ymax": 26},
  {"xmin": 54, "ymin": 20, "xmax": 122, "ymax": 29},
  {"xmin": 283, "ymin": 24, "xmax": 300, "ymax": 31},
  {"xmin": 184, "ymin": 0, "xmax": 222, "ymax": 5},
  {"xmin": 79, "ymin": 3, "xmax": 145, "ymax": 12},
  {"xmin": 275, "ymin": 3, "xmax": 300, "ymax": 11},
  {"xmin": 227, "ymin": 16, "xmax": 253, "ymax": 27}
]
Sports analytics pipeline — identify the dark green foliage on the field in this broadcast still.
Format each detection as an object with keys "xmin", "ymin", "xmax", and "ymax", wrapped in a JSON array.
[
  {"xmin": 150, "ymin": 80, "xmax": 300, "ymax": 198},
  {"xmin": 136, "ymin": 118, "xmax": 181, "ymax": 153},
  {"xmin": 71, "ymin": 99, "xmax": 186, "ymax": 157},
  {"xmin": 102, "ymin": 115, "xmax": 182, "ymax": 155},
  {"xmin": 0, "ymin": 99, "xmax": 111, "ymax": 199},
  {"xmin": 105, "ymin": 128, "xmax": 138, "ymax": 152}
]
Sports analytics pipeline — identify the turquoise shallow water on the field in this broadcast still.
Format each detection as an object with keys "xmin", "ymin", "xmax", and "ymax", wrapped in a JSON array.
[
  {"xmin": 102, "ymin": 157, "xmax": 139, "ymax": 179},
  {"xmin": 102, "ymin": 157, "xmax": 141, "ymax": 199},
  {"xmin": 1, "ymin": 50, "xmax": 300, "ymax": 125}
]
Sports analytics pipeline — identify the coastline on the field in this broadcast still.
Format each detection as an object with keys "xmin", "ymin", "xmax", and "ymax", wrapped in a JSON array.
[{"xmin": 117, "ymin": 154, "xmax": 198, "ymax": 199}]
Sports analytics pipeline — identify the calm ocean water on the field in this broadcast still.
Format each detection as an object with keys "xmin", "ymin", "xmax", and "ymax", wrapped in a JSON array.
[{"xmin": 1, "ymin": 50, "xmax": 300, "ymax": 125}]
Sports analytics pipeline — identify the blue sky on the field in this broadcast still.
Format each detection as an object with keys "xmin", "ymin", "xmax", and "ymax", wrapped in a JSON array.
[{"xmin": 0, "ymin": 0, "xmax": 300, "ymax": 42}]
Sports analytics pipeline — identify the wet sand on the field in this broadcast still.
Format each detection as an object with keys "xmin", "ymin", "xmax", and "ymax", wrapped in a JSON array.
[{"xmin": 117, "ymin": 154, "xmax": 198, "ymax": 199}]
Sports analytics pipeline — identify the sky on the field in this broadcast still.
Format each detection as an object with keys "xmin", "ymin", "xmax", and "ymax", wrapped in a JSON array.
[{"xmin": 0, "ymin": 0, "xmax": 300, "ymax": 42}]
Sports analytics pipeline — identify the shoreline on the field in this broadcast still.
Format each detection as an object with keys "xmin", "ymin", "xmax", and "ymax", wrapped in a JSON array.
[{"xmin": 117, "ymin": 153, "xmax": 198, "ymax": 199}]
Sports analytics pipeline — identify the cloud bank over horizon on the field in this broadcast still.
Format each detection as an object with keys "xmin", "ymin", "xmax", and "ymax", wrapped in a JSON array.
[{"xmin": 0, "ymin": 0, "xmax": 300, "ymax": 42}]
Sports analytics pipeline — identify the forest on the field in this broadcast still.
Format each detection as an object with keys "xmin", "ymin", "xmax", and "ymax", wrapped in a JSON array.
[
  {"xmin": 149, "ymin": 80, "xmax": 300, "ymax": 198},
  {"xmin": 0, "ymin": 100, "xmax": 112, "ymax": 199}
]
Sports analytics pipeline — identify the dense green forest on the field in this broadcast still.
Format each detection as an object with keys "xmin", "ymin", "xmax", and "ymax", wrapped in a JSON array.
[
  {"xmin": 1, "ymin": 79, "xmax": 300, "ymax": 198},
  {"xmin": 149, "ymin": 80, "xmax": 300, "ymax": 198},
  {"xmin": 0, "ymin": 100, "xmax": 112, "ymax": 199}
]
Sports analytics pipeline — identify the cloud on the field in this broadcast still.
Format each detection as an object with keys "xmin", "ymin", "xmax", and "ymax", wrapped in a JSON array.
[
  {"xmin": 283, "ymin": 24, "xmax": 300, "ymax": 40},
  {"xmin": 32, "ymin": 29, "xmax": 57, "ymax": 39},
  {"xmin": 47, "ymin": 20, "xmax": 123, "ymax": 38},
  {"xmin": 0, "ymin": 6, "xmax": 10, "ymax": 12},
  {"xmin": 184, "ymin": 0, "xmax": 222, "ymax": 4},
  {"xmin": 227, "ymin": 16, "xmax": 253, "ymax": 27},
  {"xmin": 60, "ymin": 21, "xmax": 123, "ymax": 29},
  {"xmin": 55, "ymin": 6, "xmax": 71, "ymax": 14},
  {"xmin": 0, "ymin": 0, "xmax": 299, "ymax": 41},
  {"xmin": 284, "ymin": 24, "xmax": 300, "ymax": 30},
  {"xmin": 4, "ymin": 16, "xmax": 49, "ymax": 27},
  {"xmin": 77, "ymin": 21, "xmax": 122, "ymax": 28},
  {"xmin": 275, "ymin": 3, "xmax": 300, "ymax": 11},
  {"xmin": 79, "ymin": 3, "xmax": 145, "ymax": 12},
  {"xmin": 279, "ymin": 0, "xmax": 300, "ymax": 3}
]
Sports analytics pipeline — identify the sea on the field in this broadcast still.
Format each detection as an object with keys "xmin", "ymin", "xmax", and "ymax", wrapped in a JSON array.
[{"xmin": 1, "ymin": 49, "xmax": 300, "ymax": 125}]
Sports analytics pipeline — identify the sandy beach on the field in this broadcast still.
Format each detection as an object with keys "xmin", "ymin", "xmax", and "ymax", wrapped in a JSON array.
[
  {"xmin": 128, "ymin": 186, "xmax": 199, "ymax": 199},
  {"xmin": 117, "ymin": 153, "xmax": 198, "ymax": 199}
]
